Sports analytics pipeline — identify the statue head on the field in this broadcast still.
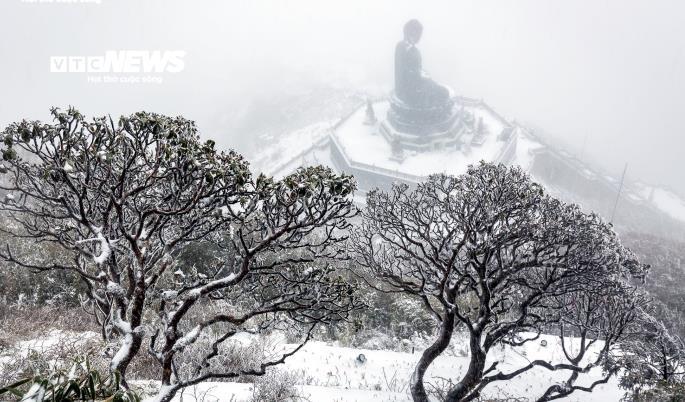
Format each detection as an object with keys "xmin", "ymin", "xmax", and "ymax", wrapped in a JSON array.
[{"xmin": 403, "ymin": 19, "xmax": 423, "ymax": 44}]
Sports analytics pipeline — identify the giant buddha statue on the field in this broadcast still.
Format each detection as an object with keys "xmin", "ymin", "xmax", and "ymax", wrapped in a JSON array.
[{"xmin": 388, "ymin": 19, "xmax": 456, "ymax": 135}]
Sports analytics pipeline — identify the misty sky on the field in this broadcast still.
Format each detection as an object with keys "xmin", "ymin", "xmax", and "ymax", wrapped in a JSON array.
[{"xmin": 0, "ymin": 0, "xmax": 683, "ymax": 192}]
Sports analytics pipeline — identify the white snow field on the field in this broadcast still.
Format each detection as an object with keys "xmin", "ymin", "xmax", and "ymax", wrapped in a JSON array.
[
  {"xmin": 0, "ymin": 330, "xmax": 624, "ymax": 401},
  {"xmin": 155, "ymin": 332, "xmax": 624, "ymax": 402}
]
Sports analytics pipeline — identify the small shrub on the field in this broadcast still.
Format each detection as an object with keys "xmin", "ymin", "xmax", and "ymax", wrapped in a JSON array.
[
  {"xmin": 0, "ymin": 356, "xmax": 139, "ymax": 402},
  {"xmin": 176, "ymin": 331, "xmax": 286, "ymax": 384},
  {"xmin": 0, "ymin": 330, "xmax": 104, "ymax": 387},
  {"xmin": 623, "ymin": 381, "xmax": 685, "ymax": 402},
  {"xmin": 249, "ymin": 368, "xmax": 305, "ymax": 402}
]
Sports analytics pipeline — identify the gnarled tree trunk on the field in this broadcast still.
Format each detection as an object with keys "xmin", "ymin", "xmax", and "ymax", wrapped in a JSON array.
[
  {"xmin": 410, "ymin": 312, "xmax": 456, "ymax": 401},
  {"xmin": 445, "ymin": 331, "xmax": 487, "ymax": 402}
]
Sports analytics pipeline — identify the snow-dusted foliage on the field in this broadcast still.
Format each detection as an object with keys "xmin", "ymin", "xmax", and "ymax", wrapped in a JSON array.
[
  {"xmin": 622, "ymin": 232, "xmax": 685, "ymax": 336},
  {"xmin": 0, "ymin": 107, "xmax": 361, "ymax": 402},
  {"xmin": 351, "ymin": 162, "xmax": 653, "ymax": 402},
  {"xmin": 619, "ymin": 301, "xmax": 685, "ymax": 399}
]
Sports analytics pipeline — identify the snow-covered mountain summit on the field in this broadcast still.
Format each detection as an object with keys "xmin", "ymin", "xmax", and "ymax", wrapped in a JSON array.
[{"xmin": 253, "ymin": 95, "xmax": 685, "ymax": 240}]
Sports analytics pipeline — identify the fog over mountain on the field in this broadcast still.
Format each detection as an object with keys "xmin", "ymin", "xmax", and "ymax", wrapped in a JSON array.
[
  {"xmin": 3, "ymin": 3, "xmax": 685, "ymax": 401},
  {"xmin": 1, "ymin": 0, "xmax": 683, "ymax": 193}
]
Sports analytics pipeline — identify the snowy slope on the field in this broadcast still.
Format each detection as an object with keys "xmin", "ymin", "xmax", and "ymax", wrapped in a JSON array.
[
  {"xmin": 635, "ymin": 184, "xmax": 685, "ymax": 223},
  {"xmin": 253, "ymin": 121, "xmax": 335, "ymax": 178},
  {"xmin": 154, "ymin": 333, "xmax": 623, "ymax": 402}
]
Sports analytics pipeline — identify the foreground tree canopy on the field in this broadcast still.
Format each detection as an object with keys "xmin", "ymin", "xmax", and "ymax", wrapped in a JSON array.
[
  {"xmin": 0, "ymin": 108, "xmax": 680, "ymax": 402},
  {"xmin": 351, "ymin": 163, "xmax": 653, "ymax": 402},
  {"xmin": 0, "ymin": 107, "xmax": 361, "ymax": 402}
]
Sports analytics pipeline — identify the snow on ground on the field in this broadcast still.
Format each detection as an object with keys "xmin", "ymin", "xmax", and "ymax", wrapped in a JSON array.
[
  {"xmin": 254, "ymin": 99, "xmax": 551, "ymax": 183},
  {"xmin": 253, "ymin": 121, "xmax": 335, "ymax": 177},
  {"xmin": 165, "ymin": 382, "xmax": 408, "ymax": 402},
  {"xmin": 7, "ymin": 329, "xmax": 99, "ymax": 359},
  {"xmin": 0, "ymin": 329, "xmax": 100, "ymax": 376},
  {"xmin": 648, "ymin": 187, "xmax": 685, "ymax": 223},
  {"xmin": 513, "ymin": 130, "xmax": 544, "ymax": 171},
  {"xmin": 333, "ymin": 101, "xmax": 512, "ymax": 178},
  {"xmin": 1, "ymin": 329, "xmax": 625, "ymax": 401},
  {"xmin": 158, "ymin": 332, "xmax": 623, "ymax": 402},
  {"xmin": 632, "ymin": 182, "xmax": 685, "ymax": 223}
]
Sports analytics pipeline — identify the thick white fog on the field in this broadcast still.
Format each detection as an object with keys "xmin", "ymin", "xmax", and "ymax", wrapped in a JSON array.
[{"xmin": 0, "ymin": 0, "xmax": 683, "ymax": 192}]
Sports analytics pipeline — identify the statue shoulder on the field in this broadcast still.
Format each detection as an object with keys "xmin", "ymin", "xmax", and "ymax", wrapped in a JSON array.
[
  {"xmin": 396, "ymin": 41, "xmax": 408, "ymax": 54},
  {"xmin": 396, "ymin": 41, "xmax": 420, "ymax": 59},
  {"xmin": 396, "ymin": 40, "xmax": 415, "ymax": 52}
]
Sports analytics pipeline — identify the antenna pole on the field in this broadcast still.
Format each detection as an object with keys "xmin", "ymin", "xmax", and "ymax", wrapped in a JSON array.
[
  {"xmin": 578, "ymin": 131, "xmax": 588, "ymax": 161},
  {"xmin": 610, "ymin": 163, "xmax": 628, "ymax": 224}
]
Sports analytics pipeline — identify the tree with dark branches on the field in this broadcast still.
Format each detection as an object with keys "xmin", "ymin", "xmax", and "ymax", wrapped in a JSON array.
[
  {"xmin": 350, "ymin": 162, "xmax": 651, "ymax": 402},
  {"xmin": 619, "ymin": 301, "xmax": 685, "ymax": 400},
  {"xmin": 0, "ymin": 107, "xmax": 362, "ymax": 402}
]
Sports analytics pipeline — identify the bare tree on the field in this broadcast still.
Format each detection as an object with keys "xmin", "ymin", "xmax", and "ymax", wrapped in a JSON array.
[
  {"xmin": 0, "ymin": 107, "xmax": 360, "ymax": 402},
  {"xmin": 350, "ymin": 162, "xmax": 649, "ymax": 402}
]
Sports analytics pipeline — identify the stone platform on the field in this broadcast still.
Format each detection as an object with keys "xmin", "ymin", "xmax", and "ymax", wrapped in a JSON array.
[{"xmin": 380, "ymin": 93, "xmax": 465, "ymax": 153}]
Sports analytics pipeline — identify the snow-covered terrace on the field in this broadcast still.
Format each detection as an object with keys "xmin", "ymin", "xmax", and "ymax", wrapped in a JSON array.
[{"xmin": 331, "ymin": 99, "xmax": 517, "ymax": 180}]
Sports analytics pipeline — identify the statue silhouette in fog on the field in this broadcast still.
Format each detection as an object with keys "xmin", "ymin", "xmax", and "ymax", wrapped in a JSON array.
[
  {"xmin": 388, "ymin": 19, "xmax": 455, "ymax": 135},
  {"xmin": 394, "ymin": 19, "xmax": 451, "ymax": 108}
]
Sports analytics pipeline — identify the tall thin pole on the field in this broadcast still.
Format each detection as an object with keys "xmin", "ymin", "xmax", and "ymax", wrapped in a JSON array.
[
  {"xmin": 610, "ymin": 163, "xmax": 628, "ymax": 224},
  {"xmin": 572, "ymin": 132, "xmax": 589, "ymax": 196},
  {"xmin": 578, "ymin": 131, "xmax": 588, "ymax": 161}
]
